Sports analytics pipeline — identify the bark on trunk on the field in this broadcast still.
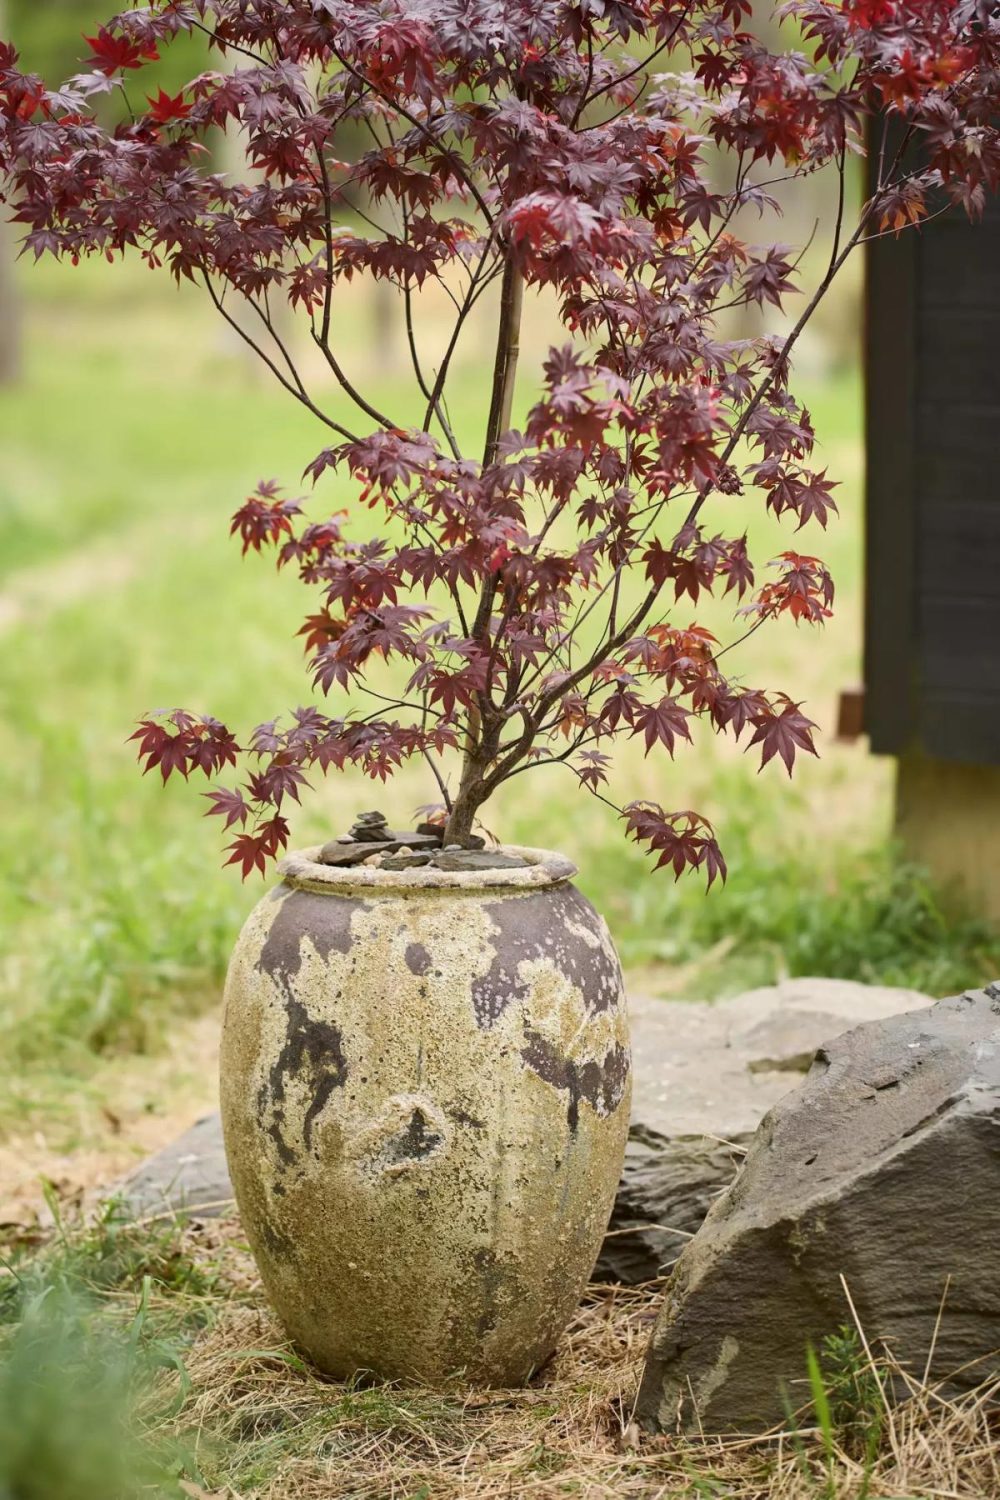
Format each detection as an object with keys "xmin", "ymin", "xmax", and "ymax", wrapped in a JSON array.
[
  {"xmin": 445, "ymin": 252, "xmax": 525, "ymax": 844},
  {"xmin": 443, "ymin": 756, "xmax": 488, "ymax": 846}
]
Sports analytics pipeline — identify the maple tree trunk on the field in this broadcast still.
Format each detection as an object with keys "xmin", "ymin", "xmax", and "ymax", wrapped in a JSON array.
[
  {"xmin": 482, "ymin": 254, "xmax": 524, "ymax": 468},
  {"xmin": 443, "ymin": 252, "xmax": 524, "ymax": 846},
  {"xmin": 444, "ymin": 759, "xmax": 488, "ymax": 846}
]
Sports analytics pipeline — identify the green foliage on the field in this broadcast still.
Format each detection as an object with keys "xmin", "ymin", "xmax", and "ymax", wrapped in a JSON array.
[
  {"xmin": 576, "ymin": 803, "xmax": 1000, "ymax": 997},
  {"xmin": 819, "ymin": 1326, "xmax": 885, "ymax": 1467},
  {"xmin": 7, "ymin": 1, "xmax": 100, "ymax": 83},
  {"xmin": 0, "ymin": 1197, "xmax": 217, "ymax": 1327},
  {"xmin": 0, "ymin": 1273, "xmax": 190, "ymax": 1500},
  {"xmin": 782, "ymin": 1327, "xmax": 886, "ymax": 1500}
]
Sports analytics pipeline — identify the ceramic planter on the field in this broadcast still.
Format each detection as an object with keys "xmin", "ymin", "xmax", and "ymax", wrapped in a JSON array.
[{"xmin": 220, "ymin": 844, "xmax": 631, "ymax": 1386}]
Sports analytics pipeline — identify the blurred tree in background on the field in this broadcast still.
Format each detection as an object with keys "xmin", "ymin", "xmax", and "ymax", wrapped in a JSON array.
[{"xmin": 8, "ymin": 0, "xmax": 97, "ymax": 82}]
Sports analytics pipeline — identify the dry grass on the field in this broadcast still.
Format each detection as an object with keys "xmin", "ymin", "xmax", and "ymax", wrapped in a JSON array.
[{"xmin": 122, "ymin": 1217, "xmax": 1000, "ymax": 1500}]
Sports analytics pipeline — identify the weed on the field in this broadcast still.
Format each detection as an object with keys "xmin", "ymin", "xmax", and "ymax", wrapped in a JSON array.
[
  {"xmin": 3, "ymin": 1213, "xmax": 998, "ymax": 1499},
  {"xmin": 820, "ymin": 1325, "xmax": 885, "ymax": 1467}
]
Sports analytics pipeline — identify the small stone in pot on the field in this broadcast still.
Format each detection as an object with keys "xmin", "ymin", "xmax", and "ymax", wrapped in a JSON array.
[
  {"xmin": 382, "ymin": 851, "xmax": 434, "ymax": 870},
  {"xmin": 414, "ymin": 823, "xmax": 486, "ymax": 851},
  {"xmin": 350, "ymin": 810, "xmax": 391, "ymax": 843},
  {"xmin": 432, "ymin": 849, "xmax": 529, "ymax": 872},
  {"xmin": 416, "ymin": 822, "xmax": 447, "ymax": 843},
  {"xmin": 318, "ymin": 839, "xmax": 395, "ymax": 867}
]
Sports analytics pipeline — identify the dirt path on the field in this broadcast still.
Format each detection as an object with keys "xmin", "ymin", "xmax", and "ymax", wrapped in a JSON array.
[
  {"xmin": 0, "ymin": 542, "xmax": 138, "ymax": 637},
  {"xmin": 0, "ymin": 1009, "xmax": 220, "ymax": 1228},
  {"xmin": 0, "ymin": 504, "xmax": 222, "ymax": 639}
]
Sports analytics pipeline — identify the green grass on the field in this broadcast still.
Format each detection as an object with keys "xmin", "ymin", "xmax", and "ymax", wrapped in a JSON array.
[
  {"xmin": 0, "ymin": 1200, "xmax": 217, "ymax": 1500},
  {"xmin": 0, "ymin": 1284, "xmax": 187, "ymax": 1500},
  {"xmin": 1, "ymin": 253, "xmax": 997, "ymax": 1133}
]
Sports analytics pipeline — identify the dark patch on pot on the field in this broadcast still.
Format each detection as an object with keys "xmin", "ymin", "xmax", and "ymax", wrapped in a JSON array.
[
  {"xmin": 259, "ymin": 1214, "xmax": 295, "ymax": 1260},
  {"xmin": 520, "ymin": 1028, "xmax": 630, "ymax": 1132},
  {"xmin": 471, "ymin": 885, "xmax": 623, "ymax": 1028},
  {"xmin": 385, "ymin": 1106, "xmax": 443, "ymax": 1165},
  {"xmin": 266, "ymin": 1110, "xmax": 295, "ymax": 1166},
  {"xmin": 257, "ymin": 888, "xmax": 367, "ymax": 984},
  {"xmin": 362, "ymin": 1102, "xmax": 447, "ymax": 1176},
  {"xmin": 257, "ymin": 989, "xmax": 349, "ymax": 1168},
  {"xmin": 404, "ymin": 942, "xmax": 432, "ymax": 977}
]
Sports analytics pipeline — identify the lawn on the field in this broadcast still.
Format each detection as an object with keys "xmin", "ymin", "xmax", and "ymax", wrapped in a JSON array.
[{"xmin": 1, "ymin": 253, "xmax": 997, "ymax": 1172}]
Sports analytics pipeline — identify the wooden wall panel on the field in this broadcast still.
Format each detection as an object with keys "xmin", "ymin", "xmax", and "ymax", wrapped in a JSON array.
[{"xmin": 864, "ymin": 153, "xmax": 1000, "ymax": 765}]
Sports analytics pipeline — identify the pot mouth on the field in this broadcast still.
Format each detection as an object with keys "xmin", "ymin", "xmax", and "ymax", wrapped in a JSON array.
[{"xmin": 278, "ymin": 844, "xmax": 577, "ymax": 895}]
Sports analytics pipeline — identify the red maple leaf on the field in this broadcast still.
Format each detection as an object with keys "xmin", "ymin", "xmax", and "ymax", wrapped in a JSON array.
[
  {"xmin": 84, "ymin": 27, "xmax": 160, "ymax": 76},
  {"xmin": 632, "ymin": 697, "xmax": 693, "ymax": 756},
  {"xmin": 146, "ymin": 88, "xmax": 191, "ymax": 125},
  {"xmin": 224, "ymin": 816, "xmax": 290, "ymax": 880},
  {"xmin": 224, "ymin": 832, "xmax": 270, "ymax": 880},
  {"xmin": 748, "ymin": 700, "xmax": 819, "ymax": 775},
  {"xmin": 203, "ymin": 786, "xmax": 251, "ymax": 830},
  {"xmin": 623, "ymin": 803, "xmax": 727, "ymax": 888}
]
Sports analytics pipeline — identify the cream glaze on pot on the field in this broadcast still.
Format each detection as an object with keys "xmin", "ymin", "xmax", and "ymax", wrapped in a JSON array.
[{"xmin": 220, "ymin": 845, "xmax": 631, "ymax": 1386}]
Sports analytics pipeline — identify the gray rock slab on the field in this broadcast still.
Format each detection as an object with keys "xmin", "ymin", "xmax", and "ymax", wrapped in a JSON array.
[
  {"xmin": 627, "ymin": 978, "xmax": 934, "ymax": 1141},
  {"xmin": 115, "ymin": 1112, "xmax": 234, "ymax": 1221},
  {"xmin": 594, "ymin": 1129, "xmax": 747, "ymax": 1284},
  {"xmin": 114, "ymin": 978, "xmax": 934, "ymax": 1242},
  {"xmin": 431, "ymin": 849, "xmax": 530, "ymax": 872},
  {"xmin": 596, "ymin": 979, "xmax": 934, "ymax": 1282},
  {"xmin": 636, "ymin": 984, "xmax": 1000, "ymax": 1435}
]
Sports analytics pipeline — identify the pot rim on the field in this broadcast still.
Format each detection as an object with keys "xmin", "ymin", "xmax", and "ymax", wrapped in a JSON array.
[{"xmin": 278, "ymin": 843, "xmax": 577, "ymax": 895}]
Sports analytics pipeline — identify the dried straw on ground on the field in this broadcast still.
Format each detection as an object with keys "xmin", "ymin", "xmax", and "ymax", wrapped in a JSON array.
[{"xmin": 148, "ymin": 1217, "xmax": 1000, "ymax": 1500}]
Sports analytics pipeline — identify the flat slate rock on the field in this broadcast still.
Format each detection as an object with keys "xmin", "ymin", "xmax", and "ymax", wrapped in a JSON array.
[
  {"xmin": 626, "ymin": 977, "xmax": 934, "ymax": 1142},
  {"xmin": 116, "ymin": 1112, "xmax": 233, "ymax": 1221},
  {"xmin": 318, "ymin": 832, "xmax": 440, "ymax": 866},
  {"xmin": 431, "ymin": 849, "xmax": 529, "ymax": 872},
  {"xmin": 597, "ymin": 1129, "xmax": 747, "ymax": 1285},
  {"xmin": 636, "ymin": 983, "xmax": 1000, "ymax": 1435},
  {"xmin": 595, "ymin": 978, "xmax": 934, "ymax": 1282},
  {"xmin": 113, "ymin": 978, "xmax": 934, "ymax": 1250}
]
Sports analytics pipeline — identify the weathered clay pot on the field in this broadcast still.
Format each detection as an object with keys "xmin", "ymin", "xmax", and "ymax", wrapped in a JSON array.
[{"xmin": 220, "ymin": 844, "xmax": 630, "ymax": 1386}]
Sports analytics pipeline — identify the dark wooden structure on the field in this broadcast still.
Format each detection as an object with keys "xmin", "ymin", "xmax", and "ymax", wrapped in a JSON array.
[
  {"xmin": 865, "ymin": 162, "xmax": 1000, "ymax": 917},
  {"xmin": 866, "ymin": 186, "xmax": 1000, "ymax": 761}
]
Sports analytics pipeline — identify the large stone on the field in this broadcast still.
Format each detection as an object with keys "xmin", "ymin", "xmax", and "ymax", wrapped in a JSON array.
[
  {"xmin": 595, "ymin": 979, "xmax": 933, "ymax": 1282},
  {"xmin": 637, "ymin": 984, "xmax": 1000, "ymax": 1435},
  {"xmin": 116, "ymin": 1112, "xmax": 233, "ymax": 1221},
  {"xmin": 595, "ymin": 1129, "xmax": 747, "ymax": 1284},
  {"xmin": 627, "ymin": 979, "xmax": 935, "ymax": 1140}
]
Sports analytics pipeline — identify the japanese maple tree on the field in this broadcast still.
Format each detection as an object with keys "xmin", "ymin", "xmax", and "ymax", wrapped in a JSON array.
[{"xmin": 2, "ymin": 0, "xmax": 998, "ymax": 879}]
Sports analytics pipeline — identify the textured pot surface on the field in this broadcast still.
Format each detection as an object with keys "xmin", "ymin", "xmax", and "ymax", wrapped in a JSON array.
[{"xmin": 220, "ymin": 845, "xmax": 631, "ymax": 1386}]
